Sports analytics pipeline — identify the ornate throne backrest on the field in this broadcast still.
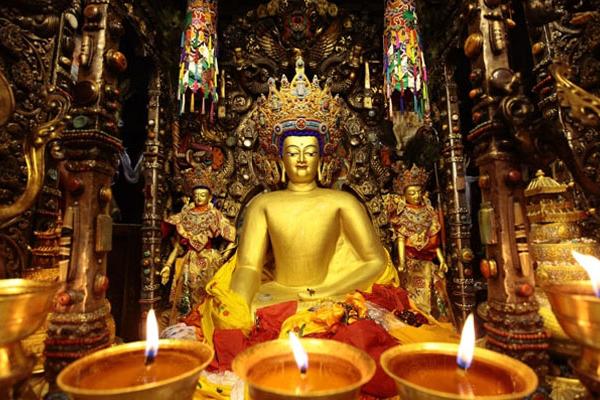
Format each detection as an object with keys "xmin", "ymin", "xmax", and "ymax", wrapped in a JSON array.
[{"xmin": 174, "ymin": 0, "xmax": 393, "ymax": 244}]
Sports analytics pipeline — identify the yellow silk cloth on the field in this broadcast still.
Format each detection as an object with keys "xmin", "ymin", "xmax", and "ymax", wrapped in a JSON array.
[
  {"xmin": 194, "ymin": 376, "xmax": 233, "ymax": 400},
  {"xmin": 199, "ymin": 254, "xmax": 253, "ymax": 345},
  {"xmin": 200, "ymin": 251, "xmax": 398, "ymax": 345},
  {"xmin": 198, "ymin": 250, "xmax": 456, "ymax": 346},
  {"xmin": 194, "ymin": 251, "xmax": 456, "ymax": 400},
  {"xmin": 278, "ymin": 293, "xmax": 457, "ymax": 344}
]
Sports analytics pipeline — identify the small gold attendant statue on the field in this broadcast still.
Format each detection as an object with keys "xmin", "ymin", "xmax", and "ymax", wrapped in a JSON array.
[
  {"xmin": 385, "ymin": 164, "xmax": 451, "ymax": 321},
  {"xmin": 161, "ymin": 181, "xmax": 236, "ymax": 324}
]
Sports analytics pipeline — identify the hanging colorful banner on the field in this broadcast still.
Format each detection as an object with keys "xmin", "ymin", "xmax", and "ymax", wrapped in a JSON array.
[
  {"xmin": 383, "ymin": 0, "xmax": 429, "ymax": 119},
  {"xmin": 178, "ymin": 0, "xmax": 218, "ymax": 115}
]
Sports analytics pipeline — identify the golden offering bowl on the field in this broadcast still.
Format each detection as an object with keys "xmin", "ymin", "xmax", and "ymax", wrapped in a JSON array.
[
  {"xmin": 232, "ymin": 338, "xmax": 376, "ymax": 400},
  {"xmin": 544, "ymin": 281, "xmax": 600, "ymax": 396},
  {"xmin": 57, "ymin": 339, "xmax": 213, "ymax": 400},
  {"xmin": 380, "ymin": 343, "xmax": 538, "ymax": 400},
  {"xmin": 0, "ymin": 279, "xmax": 59, "ymax": 393}
]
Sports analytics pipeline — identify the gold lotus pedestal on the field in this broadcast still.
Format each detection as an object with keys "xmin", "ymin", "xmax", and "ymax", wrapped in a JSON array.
[
  {"xmin": 544, "ymin": 281, "xmax": 600, "ymax": 397},
  {"xmin": 0, "ymin": 279, "xmax": 59, "ymax": 399}
]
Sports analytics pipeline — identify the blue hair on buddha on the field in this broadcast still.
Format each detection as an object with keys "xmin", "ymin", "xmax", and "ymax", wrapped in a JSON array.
[{"xmin": 278, "ymin": 130, "xmax": 324, "ymax": 157}]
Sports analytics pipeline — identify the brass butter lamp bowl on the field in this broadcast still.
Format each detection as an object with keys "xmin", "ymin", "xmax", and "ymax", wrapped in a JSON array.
[
  {"xmin": 0, "ymin": 279, "xmax": 59, "ymax": 397},
  {"xmin": 232, "ymin": 338, "xmax": 376, "ymax": 400},
  {"xmin": 544, "ymin": 280, "xmax": 600, "ymax": 396},
  {"xmin": 57, "ymin": 339, "xmax": 214, "ymax": 400},
  {"xmin": 381, "ymin": 343, "xmax": 538, "ymax": 400}
]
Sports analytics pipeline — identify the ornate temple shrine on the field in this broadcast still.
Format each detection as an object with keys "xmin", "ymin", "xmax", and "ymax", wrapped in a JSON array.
[{"xmin": 0, "ymin": 0, "xmax": 599, "ymax": 399}]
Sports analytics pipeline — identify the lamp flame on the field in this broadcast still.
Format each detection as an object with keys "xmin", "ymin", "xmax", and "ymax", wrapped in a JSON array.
[
  {"xmin": 145, "ymin": 309, "xmax": 159, "ymax": 365},
  {"xmin": 288, "ymin": 332, "xmax": 308, "ymax": 374},
  {"xmin": 572, "ymin": 250, "xmax": 600, "ymax": 297},
  {"xmin": 456, "ymin": 313, "xmax": 475, "ymax": 370}
]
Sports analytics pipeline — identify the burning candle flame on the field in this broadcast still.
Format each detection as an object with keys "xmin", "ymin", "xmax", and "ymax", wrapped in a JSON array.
[
  {"xmin": 456, "ymin": 313, "xmax": 475, "ymax": 370},
  {"xmin": 572, "ymin": 250, "xmax": 600, "ymax": 297},
  {"xmin": 288, "ymin": 332, "xmax": 308, "ymax": 374},
  {"xmin": 145, "ymin": 309, "xmax": 159, "ymax": 365}
]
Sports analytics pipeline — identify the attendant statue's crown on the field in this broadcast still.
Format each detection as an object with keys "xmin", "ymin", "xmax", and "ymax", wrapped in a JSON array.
[
  {"xmin": 397, "ymin": 164, "xmax": 429, "ymax": 193},
  {"xmin": 182, "ymin": 166, "xmax": 223, "ymax": 195},
  {"xmin": 247, "ymin": 57, "xmax": 344, "ymax": 157}
]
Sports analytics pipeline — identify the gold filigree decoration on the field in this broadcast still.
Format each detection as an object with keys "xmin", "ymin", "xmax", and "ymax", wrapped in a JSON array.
[
  {"xmin": 0, "ymin": 86, "xmax": 70, "ymax": 223},
  {"xmin": 243, "ymin": 57, "xmax": 344, "ymax": 157},
  {"xmin": 524, "ymin": 170, "xmax": 567, "ymax": 197},
  {"xmin": 395, "ymin": 164, "xmax": 429, "ymax": 193},
  {"xmin": 0, "ymin": 70, "xmax": 15, "ymax": 126},
  {"xmin": 551, "ymin": 63, "xmax": 600, "ymax": 127},
  {"xmin": 181, "ymin": 147, "xmax": 234, "ymax": 196}
]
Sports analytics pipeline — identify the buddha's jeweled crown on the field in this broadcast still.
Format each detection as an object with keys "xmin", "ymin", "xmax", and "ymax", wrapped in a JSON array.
[{"xmin": 248, "ymin": 57, "xmax": 344, "ymax": 157}]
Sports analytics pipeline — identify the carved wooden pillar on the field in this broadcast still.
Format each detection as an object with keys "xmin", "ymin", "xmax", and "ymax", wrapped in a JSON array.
[
  {"xmin": 439, "ymin": 64, "xmax": 476, "ymax": 328},
  {"xmin": 464, "ymin": 0, "xmax": 549, "ymax": 375},
  {"xmin": 522, "ymin": 0, "xmax": 600, "ymax": 225},
  {"xmin": 139, "ymin": 70, "xmax": 167, "ymax": 336},
  {"xmin": 44, "ymin": 0, "xmax": 126, "ymax": 384}
]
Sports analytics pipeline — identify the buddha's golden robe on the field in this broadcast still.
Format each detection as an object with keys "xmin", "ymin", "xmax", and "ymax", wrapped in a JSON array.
[{"xmin": 192, "ymin": 137, "xmax": 454, "ymax": 346}]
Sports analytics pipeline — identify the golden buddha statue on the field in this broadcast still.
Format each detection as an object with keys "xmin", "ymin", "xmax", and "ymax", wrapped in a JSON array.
[
  {"xmin": 231, "ymin": 59, "xmax": 396, "ymax": 310},
  {"xmin": 384, "ymin": 165, "xmax": 451, "ymax": 321},
  {"xmin": 231, "ymin": 133, "xmax": 390, "ymax": 309},
  {"xmin": 192, "ymin": 58, "xmax": 398, "ymax": 338},
  {"xmin": 161, "ymin": 61, "xmax": 456, "ymax": 400}
]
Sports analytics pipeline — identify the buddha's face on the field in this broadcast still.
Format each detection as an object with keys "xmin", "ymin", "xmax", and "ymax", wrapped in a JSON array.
[
  {"xmin": 192, "ymin": 187, "xmax": 211, "ymax": 207},
  {"xmin": 404, "ymin": 185, "xmax": 423, "ymax": 206},
  {"xmin": 281, "ymin": 135, "xmax": 320, "ymax": 184}
]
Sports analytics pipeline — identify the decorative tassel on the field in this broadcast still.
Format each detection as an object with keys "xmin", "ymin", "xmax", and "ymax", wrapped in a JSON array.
[
  {"xmin": 178, "ymin": 0, "xmax": 219, "ymax": 114},
  {"xmin": 383, "ymin": 0, "xmax": 430, "ymax": 120}
]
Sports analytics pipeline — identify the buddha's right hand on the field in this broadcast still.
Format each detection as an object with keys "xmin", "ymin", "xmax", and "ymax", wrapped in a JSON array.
[
  {"xmin": 230, "ymin": 266, "xmax": 261, "ymax": 308},
  {"xmin": 160, "ymin": 266, "xmax": 170, "ymax": 285}
]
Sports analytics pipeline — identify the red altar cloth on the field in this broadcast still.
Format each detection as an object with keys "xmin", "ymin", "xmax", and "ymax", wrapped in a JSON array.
[{"xmin": 210, "ymin": 285, "xmax": 414, "ymax": 398}]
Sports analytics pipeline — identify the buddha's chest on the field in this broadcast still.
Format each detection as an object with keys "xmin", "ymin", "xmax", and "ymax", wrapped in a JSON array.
[{"xmin": 264, "ymin": 198, "xmax": 340, "ymax": 245}]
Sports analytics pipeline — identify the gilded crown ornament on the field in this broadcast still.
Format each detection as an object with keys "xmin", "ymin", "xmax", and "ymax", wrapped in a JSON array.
[
  {"xmin": 524, "ymin": 170, "xmax": 568, "ymax": 197},
  {"xmin": 247, "ymin": 57, "xmax": 344, "ymax": 158},
  {"xmin": 396, "ymin": 164, "xmax": 429, "ymax": 193},
  {"xmin": 182, "ymin": 166, "xmax": 223, "ymax": 195},
  {"xmin": 524, "ymin": 170, "xmax": 587, "ymax": 224}
]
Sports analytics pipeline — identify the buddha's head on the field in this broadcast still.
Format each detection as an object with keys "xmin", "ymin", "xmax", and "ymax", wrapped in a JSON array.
[
  {"xmin": 404, "ymin": 185, "xmax": 423, "ymax": 206},
  {"xmin": 192, "ymin": 186, "xmax": 212, "ymax": 207},
  {"xmin": 280, "ymin": 132, "xmax": 322, "ymax": 184}
]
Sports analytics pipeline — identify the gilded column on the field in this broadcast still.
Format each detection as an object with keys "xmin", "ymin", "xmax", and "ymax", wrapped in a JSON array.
[
  {"xmin": 439, "ymin": 64, "xmax": 475, "ymax": 328},
  {"xmin": 522, "ymin": 0, "xmax": 600, "ymax": 219},
  {"xmin": 44, "ymin": 0, "xmax": 127, "ymax": 383},
  {"xmin": 139, "ymin": 70, "xmax": 166, "ymax": 336},
  {"xmin": 464, "ymin": 0, "xmax": 549, "ymax": 375}
]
